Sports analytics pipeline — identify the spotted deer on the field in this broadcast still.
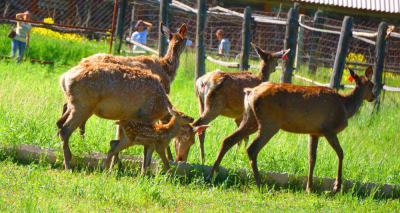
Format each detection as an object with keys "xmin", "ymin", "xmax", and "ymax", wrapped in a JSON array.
[
  {"xmin": 105, "ymin": 108, "xmax": 205, "ymax": 173},
  {"xmin": 61, "ymin": 23, "xmax": 189, "ymax": 160},
  {"xmin": 56, "ymin": 62, "xmax": 204, "ymax": 170},
  {"xmin": 191, "ymin": 43, "xmax": 289, "ymax": 163},
  {"xmin": 205, "ymin": 67, "xmax": 376, "ymax": 193}
]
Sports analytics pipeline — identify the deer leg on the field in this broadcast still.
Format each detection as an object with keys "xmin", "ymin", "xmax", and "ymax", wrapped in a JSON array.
[
  {"xmin": 160, "ymin": 114, "xmax": 174, "ymax": 161},
  {"xmin": 62, "ymin": 102, "xmax": 86, "ymax": 139},
  {"xmin": 104, "ymin": 138, "xmax": 131, "ymax": 171},
  {"xmin": 205, "ymin": 119, "xmax": 257, "ymax": 183},
  {"xmin": 155, "ymin": 146, "xmax": 170, "ymax": 171},
  {"xmin": 246, "ymin": 124, "xmax": 279, "ymax": 189},
  {"xmin": 58, "ymin": 107, "xmax": 93, "ymax": 170},
  {"xmin": 324, "ymin": 133, "xmax": 343, "ymax": 193},
  {"xmin": 192, "ymin": 104, "xmax": 223, "ymax": 165},
  {"xmin": 305, "ymin": 135, "xmax": 319, "ymax": 193},
  {"xmin": 78, "ymin": 120, "xmax": 87, "ymax": 139},
  {"xmin": 234, "ymin": 117, "xmax": 248, "ymax": 158},
  {"xmin": 141, "ymin": 147, "xmax": 154, "ymax": 175}
]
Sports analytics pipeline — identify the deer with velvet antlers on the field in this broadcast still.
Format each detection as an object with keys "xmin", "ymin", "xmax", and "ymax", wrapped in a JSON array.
[
  {"xmin": 190, "ymin": 43, "xmax": 289, "ymax": 163},
  {"xmin": 205, "ymin": 66, "xmax": 376, "ymax": 193}
]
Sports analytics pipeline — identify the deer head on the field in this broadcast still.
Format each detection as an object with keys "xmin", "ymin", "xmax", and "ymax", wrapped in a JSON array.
[
  {"xmin": 251, "ymin": 42, "xmax": 290, "ymax": 81},
  {"xmin": 161, "ymin": 22, "xmax": 188, "ymax": 57},
  {"xmin": 174, "ymin": 124, "xmax": 209, "ymax": 162},
  {"xmin": 168, "ymin": 107, "xmax": 194, "ymax": 125},
  {"xmin": 349, "ymin": 66, "xmax": 376, "ymax": 102}
]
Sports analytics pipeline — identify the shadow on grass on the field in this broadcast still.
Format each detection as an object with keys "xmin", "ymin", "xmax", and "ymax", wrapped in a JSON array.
[{"xmin": 1, "ymin": 149, "xmax": 397, "ymax": 201}]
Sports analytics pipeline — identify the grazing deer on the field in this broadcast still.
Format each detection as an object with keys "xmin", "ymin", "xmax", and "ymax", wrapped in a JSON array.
[
  {"xmin": 104, "ymin": 108, "xmax": 199, "ymax": 173},
  {"xmin": 192, "ymin": 43, "xmax": 289, "ymax": 163},
  {"xmin": 56, "ymin": 62, "xmax": 203, "ymax": 170},
  {"xmin": 61, "ymin": 23, "xmax": 189, "ymax": 160},
  {"xmin": 205, "ymin": 67, "xmax": 376, "ymax": 193}
]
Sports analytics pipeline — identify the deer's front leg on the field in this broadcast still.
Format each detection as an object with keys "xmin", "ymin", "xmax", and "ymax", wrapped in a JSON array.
[{"xmin": 306, "ymin": 135, "xmax": 319, "ymax": 193}]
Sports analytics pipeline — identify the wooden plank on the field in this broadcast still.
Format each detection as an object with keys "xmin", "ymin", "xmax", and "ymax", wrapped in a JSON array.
[
  {"xmin": 239, "ymin": 7, "xmax": 252, "ymax": 72},
  {"xmin": 206, "ymin": 56, "xmax": 239, "ymax": 68},
  {"xmin": 195, "ymin": 0, "xmax": 207, "ymax": 79},
  {"xmin": 280, "ymin": 4, "xmax": 299, "ymax": 83},
  {"xmin": 329, "ymin": 16, "xmax": 353, "ymax": 90}
]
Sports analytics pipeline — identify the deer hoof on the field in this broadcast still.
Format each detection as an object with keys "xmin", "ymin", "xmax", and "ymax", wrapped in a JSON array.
[
  {"xmin": 63, "ymin": 162, "xmax": 72, "ymax": 170},
  {"xmin": 332, "ymin": 181, "xmax": 341, "ymax": 194}
]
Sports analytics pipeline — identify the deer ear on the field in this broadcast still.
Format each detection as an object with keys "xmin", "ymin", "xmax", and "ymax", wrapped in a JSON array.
[
  {"xmin": 160, "ymin": 22, "xmax": 173, "ymax": 40},
  {"xmin": 251, "ymin": 42, "xmax": 266, "ymax": 60},
  {"xmin": 168, "ymin": 107, "xmax": 178, "ymax": 116},
  {"xmin": 365, "ymin": 66, "xmax": 373, "ymax": 80},
  {"xmin": 192, "ymin": 125, "xmax": 209, "ymax": 136},
  {"xmin": 179, "ymin": 24, "xmax": 187, "ymax": 39},
  {"xmin": 348, "ymin": 67, "xmax": 360, "ymax": 83}
]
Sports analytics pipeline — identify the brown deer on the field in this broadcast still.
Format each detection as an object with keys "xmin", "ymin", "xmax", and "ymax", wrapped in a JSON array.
[
  {"xmin": 105, "ymin": 108, "xmax": 201, "ymax": 173},
  {"xmin": 56, "ymin": 62, "xmax": 205, "ymax": 170},
  {"xmin": 61, "ymin": 23, "xmax": 189, "ymax": 160},
  {"xmin": 192, "ymin": 43, "xmax": 289, "ymax": 163},
  {"xmin": 205, "ymin": 67, "xmax": 376, "ymax": 193}
]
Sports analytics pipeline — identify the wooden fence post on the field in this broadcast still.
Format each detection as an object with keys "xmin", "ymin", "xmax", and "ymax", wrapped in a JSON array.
[
  {"xmin": 295, "ymin": 14, "xmax": 305, "ymax": 72},
  {"xmin": 195, "ymin": 0, "xmax": 207, "ymax": 79},
  {"xmin": 308, "ymin": 10, "xmax": 324, "ymax": 74},
  {"xmin": 239, "ymin": 7, "xmax": 252, "ymax": 72},
  {"xmin": 114, "ymin": 0, "xmax": 128, "ymax": 54},
  {"xmin": 329, "ymin": 16, "xmax": 353, "ymax": 90},
  {"xmin": 280, "ymin": 4, "xmax": 299, "ymax": 83},
  {"xmin": 371, "ymin": 22, "xmax": 388, "ymax": 112},
  {"xmin": 158, "ymin": 0, "xmax": 169, "ymax": 57},
  {"xmin": 128, "ymin": 3, "xmax": 135, "ymax": 36}
]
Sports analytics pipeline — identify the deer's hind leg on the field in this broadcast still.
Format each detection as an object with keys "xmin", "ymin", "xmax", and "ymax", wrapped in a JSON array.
[
  {"xmin": 61, "ymin": 102, "xmax": 87, "ymax": 139},
  {"xmin": 246, "ymin": 122, "xmax": 279, "ymax": 189},
  {"xmin": 58, "ymin": 105, "xmax": 94, "ymax": 170},
  {"xmin": 206, "ymin": 108, "xmax": 258, "ymax": 183}
]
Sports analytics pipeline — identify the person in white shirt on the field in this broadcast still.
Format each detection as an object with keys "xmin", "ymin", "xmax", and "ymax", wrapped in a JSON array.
[
  {"xmin": 216, "ymin": 29, "xmax": 230, "ymax": 59},
  {"xmin": 131, "ymin": 20, "xmax": 152, "ymax": 51},
  {"xmin": 12, "ymin": 11, "xmax": 32, "ymax": 59}
]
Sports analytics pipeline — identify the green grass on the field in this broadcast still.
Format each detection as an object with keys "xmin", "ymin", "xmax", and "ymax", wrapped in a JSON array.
[
  {"xmin": 0, "ymin": 160, "xmax": 398, "ymax": 212},
  {"xmin": 0, "ymin": 24, "xmax": 399, "ymax": 211}
]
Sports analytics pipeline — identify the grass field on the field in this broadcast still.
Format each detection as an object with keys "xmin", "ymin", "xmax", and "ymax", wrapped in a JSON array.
[{"xmin": 0, "ymin": 24, "xmax": 399, "ymax": 211}]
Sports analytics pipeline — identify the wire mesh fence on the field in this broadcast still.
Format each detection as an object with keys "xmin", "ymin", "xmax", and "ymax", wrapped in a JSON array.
[
  {"xmin": 0, "ymin": 0, "xmax": 117, "ymax": 64},
  {"xmin": 1, "ymin": 0, "xmax": 399, "ymax": 89}
]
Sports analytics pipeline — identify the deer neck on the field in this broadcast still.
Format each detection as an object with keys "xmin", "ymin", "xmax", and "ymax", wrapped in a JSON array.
[
  {"xmin": 342, "ymin": 86, "xmax": 365, "ymax": 119},
  {"xmin": 162, "ymin": 116, "xmax": 181, "ymax": 141},
  {"xmin": 256, "ymin": 61, "xmax": 270, "ymax": 82},
  {"xmin": 160, "ymin": 47, "xmax": 180, "ymax": 82}
]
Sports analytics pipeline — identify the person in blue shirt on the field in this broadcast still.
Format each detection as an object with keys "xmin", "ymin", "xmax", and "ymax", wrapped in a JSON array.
[
  {"xmin": 216, "ymin": 29, "xmax": 230, "ymax": 59},
  {"xmin": 131, "ymin": 20, "xmax": 152, "ymax": 51}
]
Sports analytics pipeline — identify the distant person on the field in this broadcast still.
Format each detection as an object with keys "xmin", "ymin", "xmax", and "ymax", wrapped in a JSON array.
[
  {"xmin": 216, "ymin": 29, "xmax": 230, "ymax": 59},
  {"xmin": 12, "ymin": 11, "xmax": 32, "ymax": 59},
  {"xmin": 131, "ymin": 20, "xmax": 152, "ymax": 51}
]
